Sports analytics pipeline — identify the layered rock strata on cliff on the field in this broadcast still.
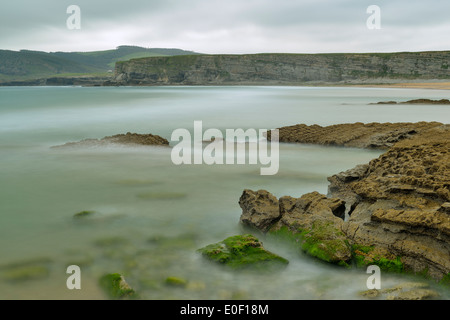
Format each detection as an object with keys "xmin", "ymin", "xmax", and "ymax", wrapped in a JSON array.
[
  {"xmin": 240, "ymin": 123, "xmax": 450, "ymax": 281},
  {"xmin": 108, "ymin": 51, "xmax": 450, "ymax": 86}
]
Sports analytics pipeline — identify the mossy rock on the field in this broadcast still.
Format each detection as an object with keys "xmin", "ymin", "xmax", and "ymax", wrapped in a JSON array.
[
  {"xmin": 99, "ymin": 273, "xmax": 137, "ymax": 300},
  {"xmin": 165, "ymin": 276, "xmax": 188, "ymax": 287},
  {"xmin": 300, "ymin": 226, "xmax": 352, "ymax": 266},
  {"xmin": 0, "ymin": 257, "xmax": 52, "ymax": 282},
  {"xmin": 352, "ymin": 244, "xmax": 404, "ymax": 273},
  {"xmin": 276, "ymin": 220, "xmax": 352, "ymax": 267},
  {"xmin": 439, "ymin": 273, "xmax": 450, "ymax": 287},
  {"xmin": 1, "ymin": 265, "xmax": 49, "ymax": 282},
  {"xmin": 197, "ymin": 234, "xmax": 288, "ymax": 270},
  {"xmin": 73, "ymin": 210, "xmax": 96, "ymax": 219}
]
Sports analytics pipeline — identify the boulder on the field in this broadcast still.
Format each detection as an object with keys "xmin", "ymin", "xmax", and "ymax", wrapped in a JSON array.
[
  {"xmin": 197, "ymin": 234, "xmax": 289, "ymax": 270},
  {"xmin": 99, "ymin": 273, "xmax": 137, "ymax": 300},
  {"xmin": 238, "ymin": 189, "xmax": 352, "ymax": 265},
  {"xmin": 52, "ymin": 132, "xmax": 169, "ymax": 149},
  {"xmin": 238, "ymin": 189, "xmax": 281, "ymax": 233}
]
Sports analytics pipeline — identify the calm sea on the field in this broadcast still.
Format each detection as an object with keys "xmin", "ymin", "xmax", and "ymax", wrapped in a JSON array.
[{"xmin": 0, "ymin": 86, "xmax": 448, "ymax": 299}]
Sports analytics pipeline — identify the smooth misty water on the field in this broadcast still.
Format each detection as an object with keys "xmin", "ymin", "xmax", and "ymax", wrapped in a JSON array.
[{"xmin": 0, "ymin": 86, "xmax": 449, "ymax": 300}]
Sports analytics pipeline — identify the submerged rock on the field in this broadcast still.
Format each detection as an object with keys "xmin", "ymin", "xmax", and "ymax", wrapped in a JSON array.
[
  {"xmin": 99, "ymin": 273, "xmax": 137, "ymax": 300},
  {"xmin": 371, "ymin": 98, "xmax": 450, "ymax": 105},
  {"xmin": 165, "ymin": 276, "xmax": 188, "ymax": 287},
  {"xmin": 360, "ymin": 282, "xmax": 440, "ymax": 300},
  {"xmin": 52, "ymin": 132, "xmax": 169, "ymax": 149},
  {"xmin": 0, "ymin": 257, "xmax": 52, "ymax": 282},
  {"xmin": 73, "ymin": 210, "xmax": 96, "ymax": 219},
  {"xmin": 197, "ymin": 234, "xmax": 289, "ymax": 270}
]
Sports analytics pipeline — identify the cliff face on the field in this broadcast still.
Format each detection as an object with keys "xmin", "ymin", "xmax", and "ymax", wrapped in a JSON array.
[{"xmin": 110, "ymin": 52, "xmax": 450, "ymax": 85}]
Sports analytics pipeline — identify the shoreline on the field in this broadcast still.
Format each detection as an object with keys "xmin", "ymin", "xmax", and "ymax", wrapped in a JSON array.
[{"xmin": 345, "ymin": 82, "xmax": 450, "ymax": 90}]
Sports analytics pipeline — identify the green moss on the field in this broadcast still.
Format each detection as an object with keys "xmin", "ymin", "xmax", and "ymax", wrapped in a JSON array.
[
  {"xmin": 165, "ymin": 276, "xmax": 188, "ymax": 287},
  {"xmin": 0, "ymin": 257, "xmax": 52, "ymax": 282},
  {"xmin": 268, "ymin": 226, "xmax": 302, "ymax": 244},
  {"xmin": 439, "ymin": 273, "xmax": 450, "ymax": 287},
  {"xmin": 298, "ymin": 221, "xmax": 352, "ymax": 266},
  {"xmin": 2, "ymin": 265, "xmax": 49, "ymax": 282},
  {"xmin": 351, "ymin": 244, "xmax": 404, "ymax": 273},
  {"xmin": 99, "ymin": 273, "xmax": 137, "ymax": 300},
  {"xmin": 73, "ymin": 210, "xmax": 96, "ymax": 218},
  {"xmin": 197, "ymin": 234, "xmax": 288, "ymax": 270}
]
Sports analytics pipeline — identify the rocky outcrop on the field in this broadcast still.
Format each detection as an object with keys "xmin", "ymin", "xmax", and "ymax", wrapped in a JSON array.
[
  {"xmin": 197, "ymin": 234, "xmax": 289, "ymax": 270},
  {"xmin": 99, "ymin": 273, "xmax": 137, "ymax": 300},
  {"xmin": 360, "ymin": 282, "xmax": 440, "ymax": 300},
  {"xmin": 240, "ymin": 123, "xmax": 450, "ymax": 281},
  {"xmin": 267, "ymin": 122, "xmax": 443, "ymax": 149},
  {"xmin": 239, "ymin": 190, "xmax": 351, "ymax": 265},
  {"xmin": 238, "ymin": 190, "xmax": 281, "ymax": 233},
  {"xmin": 109, "ymin": 51, "xmax": 450, "ymax": 86},
  {"xmin": 52, "ymin": 132, "xmax": 169, "ymax": 149},
  {"xmin": 370, "ymin": 98, "xmax": 450, "ymax": 105},
  {"xmin": 330, "ymin": 125, "xmax": 450, "ymax": 280}
]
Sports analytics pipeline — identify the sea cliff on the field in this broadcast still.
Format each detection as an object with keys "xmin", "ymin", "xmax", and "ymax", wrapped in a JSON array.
[{"xmin": 108, "ymin": 51, "xmax": 450, "ymax": 86}]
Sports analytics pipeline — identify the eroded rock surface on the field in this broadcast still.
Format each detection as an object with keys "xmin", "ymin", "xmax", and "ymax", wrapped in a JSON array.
[
  {"xmin": 52, "ymin": 132, "xmax": 169, "ymax": 148},
  {"xmin": 239, "ymin": 190, "xmax": 351, "ymax": 265},
  {"xmin": 267, "ymin": 122, "xmax": 443, "ymax": 149},
  {"xmin": 243, "ymin": 123, "xmax": 450, "ymax": 281},
  {"xmin": 330, "ymin": 125, "xmax": 450, "ymax": 280}
]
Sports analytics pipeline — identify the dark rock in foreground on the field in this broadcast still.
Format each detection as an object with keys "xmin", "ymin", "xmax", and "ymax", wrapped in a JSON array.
[{"xmin": 52, "ymin": 132, "xmax": 169, "ymax": 149}]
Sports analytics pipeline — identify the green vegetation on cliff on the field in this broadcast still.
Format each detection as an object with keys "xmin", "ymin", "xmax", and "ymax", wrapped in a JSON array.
[
  {"xmin": 112, "ymin": 51, "xmax": 450, "ymax": 86},
  {"xmin": 0, "ymin": 46, "xmax": 200, "ymax": 83}
]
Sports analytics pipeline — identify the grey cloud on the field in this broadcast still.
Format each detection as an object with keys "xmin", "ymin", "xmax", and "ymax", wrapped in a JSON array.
[{"xmin": 0, "ymin": 0, "xmax": 449, "ymax": 53}]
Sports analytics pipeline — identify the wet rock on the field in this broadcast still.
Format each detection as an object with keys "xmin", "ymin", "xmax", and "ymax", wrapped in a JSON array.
[
  {"xmin": 52, "ymin": 132, "xmax": 169, "ymax": 149},
  {"xmin": 197, "ymin": 234, "xmax": 289, "ymax": 270},
  {"xmin": 359, "ymin": 282, "xmax": 440, "ymax": 300},
  {"xmin": 372, "ymin": 99, "xmax": 450, "ymax": 105},
  {"xmin": 0, "ymin": 257, "xmax": 52, "ymax": 282},
  {"xmin": 99, "ymin": 273, "xmax": 137, "ymax": 300},
  {"xmin": 73, "ymin": 210, "xmax": 96, "ymax": 219},
  {"xmin": 165, "ymin": 276, "xmax": 188, "ymax": 287},
  {"xmin": 238, "ymin": 189, "xmax": 351, "ymax": 265},
  {"xmin": 330, "ymin": 125, "xmax": 450, "ymax": 280},
  {"xmin": 239, "ymin": 189, "xmax": 281, "ymax": 233},
  {"xmin": 268, "ymin": 122, "xmax": 443, "ymax": 149},
  {"xmin": 271, "ymin": 192, "xmax": 350, "ymax": 265}
]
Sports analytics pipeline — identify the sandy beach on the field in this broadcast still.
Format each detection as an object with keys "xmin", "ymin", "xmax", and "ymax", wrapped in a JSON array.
[{"xmin": 351, "ymin": 82, "xmax": 450, "ymax": 90}]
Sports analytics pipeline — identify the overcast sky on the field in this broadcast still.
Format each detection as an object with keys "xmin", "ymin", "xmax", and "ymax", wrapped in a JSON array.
[{"xmin": 1, "ymin": 0, "xmax": 450, "ymax": 53}]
